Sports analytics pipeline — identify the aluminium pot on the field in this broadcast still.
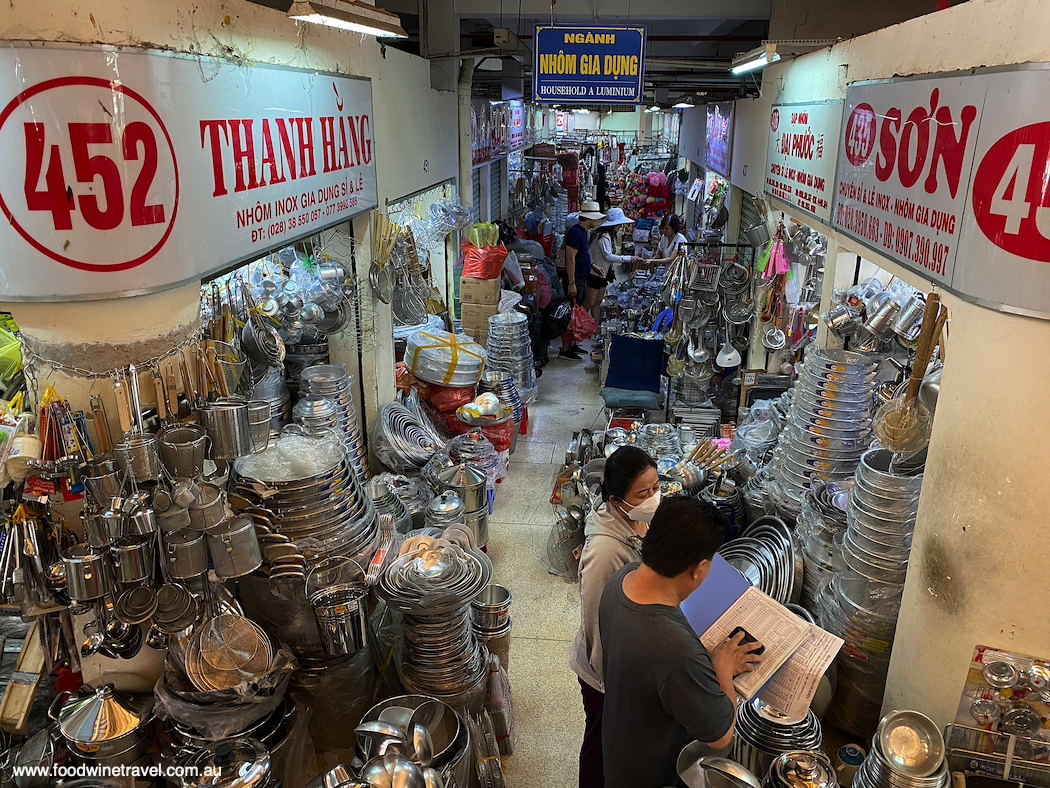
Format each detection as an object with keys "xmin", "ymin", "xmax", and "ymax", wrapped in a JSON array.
[
  {"xmin": 49, "ymin": 685, "xmax": 155, "ymax": 764},
  {"xmin": 181, "ymin": 738, "xmax": 272, "ymax": 788}
]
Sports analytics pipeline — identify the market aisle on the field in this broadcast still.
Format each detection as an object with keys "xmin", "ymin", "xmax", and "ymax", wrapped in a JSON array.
[{"xmin": 489, "ymin": 345, "xmax": 604, "ymax": 787}]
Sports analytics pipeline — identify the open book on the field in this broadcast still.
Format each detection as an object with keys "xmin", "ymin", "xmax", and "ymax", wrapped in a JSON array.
[{"xmin": 682, "ymin": 554, "xmax": 843, "ymax": 716}]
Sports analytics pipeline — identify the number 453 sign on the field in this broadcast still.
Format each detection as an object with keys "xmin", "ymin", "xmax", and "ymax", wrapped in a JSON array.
[
  {"xmin": 835, "ymin": 64, "xmax": 1050, "ymax": 318},
  {"xmin": 0, "ymin": 43, "xmax": 378, "ymax": 301}
]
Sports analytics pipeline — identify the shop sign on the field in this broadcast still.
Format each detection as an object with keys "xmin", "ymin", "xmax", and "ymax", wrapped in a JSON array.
[
  {"xmin": 765, "ymin": 101, "xmax": 843, "ymax": 223},
  {"xmin": 471, "ymin": 100, "xmax": 491, "ymax": 165},
  {"xmin": 834, "ymin": 63, "xmax": 1050, "ymax": 316},
  {"xmin": 0, "ymin": 43, "xmax": 378, "ymax": 301},
  {"xmin": 533, "ymin": 25, "xmax": 646, "ymax": 105},
  {"xmin": 706, "ymin": 102, "xmax": 733, "ymax": 177},
  {"xmin": 509, "ymin": 101, "xmax": 525, "ymax": 150},
  {"xmin": 832, "ymin": 74, "xmax": 981, "ymax": 288}
]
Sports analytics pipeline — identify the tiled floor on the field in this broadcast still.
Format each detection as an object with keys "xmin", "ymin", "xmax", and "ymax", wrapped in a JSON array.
[{"xmin": 490, "ymin": 340, "xmax": 604, "ymax": 787}]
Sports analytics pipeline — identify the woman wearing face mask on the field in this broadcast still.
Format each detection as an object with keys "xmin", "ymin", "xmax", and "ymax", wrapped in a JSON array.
[{"xmin": 570, "ymin": 446, "xmax": 660, "ymax": 788}]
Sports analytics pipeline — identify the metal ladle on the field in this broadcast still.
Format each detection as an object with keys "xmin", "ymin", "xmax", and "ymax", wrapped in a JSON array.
[{"xmin": 688, "ymin": 328, "xmax": 711, "ymax": 363}]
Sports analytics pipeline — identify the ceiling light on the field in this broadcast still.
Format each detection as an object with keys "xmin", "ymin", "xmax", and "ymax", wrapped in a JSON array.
[
  {"xmin": 288, "ymin": 0, "xmax": 408, "ymax": 39},
  {"xmin": 731, "ymin": 44, "xmax": 779, "ymax": 74},
  {"xmin": 673, "ymin": 101, "xmax": 694, "ymax": 108}
]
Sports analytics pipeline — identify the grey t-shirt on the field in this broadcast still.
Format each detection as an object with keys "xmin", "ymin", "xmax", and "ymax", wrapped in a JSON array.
[{"xmin": 600, "ymin": 563, "xmax": 736, "ymax": 788}]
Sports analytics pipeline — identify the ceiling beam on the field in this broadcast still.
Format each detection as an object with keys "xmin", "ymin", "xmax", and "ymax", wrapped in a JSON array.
[{"xmin": 452, "ymin": 0, "xmax": 770, "ymax": 21}]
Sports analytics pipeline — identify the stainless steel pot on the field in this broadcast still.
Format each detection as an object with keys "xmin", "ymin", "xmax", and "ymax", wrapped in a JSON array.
[
  {"xmin": 49, "ymin": 685, "xmax": 155, "ymax": 764},
  {"xmin": 205, "ymin": 517, "xmax": 262, "ymax": 578},
  {"xmin": 63, "ymin": 545, "xmax": 109, "ymax": 602},
  {"xmin": 182, "ymin": 738, "xmax": 272, "ymax": 788},
  {"xmin": 199, "ymin": 402, "xmax": 254, "ymax": 460},
  {"xmin": 164, "ymin": 529, "xmax": 210, "ymax": 579},
  {"xmin": 464, "ymin": 508, "xmax": 489, "ymax": 549},
  {"xmin": 246, "ymin": 401, "xmax": 272, "ymax": 454},
  {"xmin": 114, "ymin": 434, "xmax": 162, "ymax": 483},
  {"xmin": 83, "ymin": 460, "xmax": 124, "ymax": 504},
  {"xmin": 80, "ymin": 506, "xmax": 108, "ymax": 549},
  {"xmin": 436, "ymin": 464, "xmax": 487, "ymax": 512},
  {"xmin": 110, "ymin": 535, "xmax": 154, "ymax": 584}
]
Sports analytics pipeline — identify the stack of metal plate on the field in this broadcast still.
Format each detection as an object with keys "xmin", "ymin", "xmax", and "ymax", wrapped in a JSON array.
[
  {"xmin": 671, "ymin": 405, "xmax": 721, "ymax": 437},
  {"xmin": 407, "ymin": 328, "xmax": 486, "ymax": 388},
  {"xmin": 772, "ymin": 347, "xmax": 878, "ymax": 521},
  {"xmin": 300, "ymin": 363, "xmax": 369, "ymax": 485},
  {"xmin": 372, "ymin": 402, "xmax": 444, "ymax": 473},
  {"xmin": 377, "ymin": 542, "xmax": 492, "ymax": 708},
  {"xmin": 233, "ymin": 433, "xmax": 379, "ymax": 560},
  {"xmin": 853, "ymin": 712, "xmax": 949, "ymax": 788},
  {"xmin": 485, "ymin": 312, "xmax": 536, "ymax": 405},
  {"xmin": 733, "ymin": 697, "xmax": 823, "ymax": 779},
  {"xmin": 717, "ymin": 516, "xmax": 801, "ymax": 605}
]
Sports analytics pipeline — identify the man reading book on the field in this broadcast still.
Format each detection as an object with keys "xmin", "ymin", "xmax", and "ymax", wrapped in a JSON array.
[{"xmin": 598, "ymin": 496, "xmax": 764, "ymax": 788}]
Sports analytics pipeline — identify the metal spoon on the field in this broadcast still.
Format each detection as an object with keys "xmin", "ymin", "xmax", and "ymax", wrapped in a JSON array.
[
  {"xmin": 80, "ymin": 617, "xmax": 103, "ymax": 658},
  {"xmin": 360, "ymin": 758, "xmax": 393, "ymax": 788},
  {"xmin": 422, "ymin": 768, "xmax": 445, "ymax": 788},
  {"xmin": 391, "ymin": 759, "xmax": 425, "ymax": 788},
  {"xmin": 411, "ymin": 723, "xmax": 433, "ymax": 767}
]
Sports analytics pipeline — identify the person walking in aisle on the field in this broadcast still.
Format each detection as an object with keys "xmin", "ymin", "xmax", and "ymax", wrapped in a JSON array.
[
  {"xmin": 569, "ymin": 446, "xmax": 661, "ymax": 788},
  {"xmin": 599, "ymin": 496, "xmax": 765, "ymax": 788},
  {"xmin": 560, "ymin": 201, "xmax": 604, "ymax": 361},
  {"xmin": 649, "ymin": 213, "xmax": 688, "ymax": 266},
  {"xmin": 585, "ymin": 208, "xmax": 640, "ymax": 328}
]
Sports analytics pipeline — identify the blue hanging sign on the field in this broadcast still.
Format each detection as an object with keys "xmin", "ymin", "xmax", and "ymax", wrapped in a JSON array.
[{"xmin": 533, "ymin": 25, "xmax": 646, "ymax": 105}]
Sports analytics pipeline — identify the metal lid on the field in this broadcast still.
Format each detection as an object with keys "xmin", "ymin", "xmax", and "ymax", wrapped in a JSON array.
[
  {"xmin": 183, "ymin": 738, "xmax": 271, "ymax": 788},
  {"xmin": 771, "ymin": 751, "xmax": 837, "ymax": 788},
  {"xmin": 437, "ymin": 463, "xmax": 486, "ymax": 490},
  {"xmin": 55, "ymin": 685, "xmax": 154, "ymax": 745},
  {"xmin": 428, "ymin": 491, "xmax": 465, "ymax": 515}
]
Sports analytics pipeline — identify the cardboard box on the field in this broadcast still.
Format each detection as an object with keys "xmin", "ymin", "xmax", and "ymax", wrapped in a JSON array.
[
  {"xmin": 460, "ymin": 303, "xmax": 499, "ymax": 347},
  {"xmin": 460, "ymin": 276, "xmax": 501, "ymax": 306}
]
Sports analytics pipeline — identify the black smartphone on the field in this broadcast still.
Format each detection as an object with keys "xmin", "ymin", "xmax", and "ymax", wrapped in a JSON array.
[{"xmin": 729, "ymin": 625, "xmax": 766, "ymax": 655}]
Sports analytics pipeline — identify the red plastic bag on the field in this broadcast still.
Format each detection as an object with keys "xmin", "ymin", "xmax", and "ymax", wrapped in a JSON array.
[
  {"xmin": 428, "ymin": 384, "xmax": 476, "ymax": 414},
  {"xmin": 462, "ymin": 242, "xmax": 508, "ymax": 279},
  {"xmin": 564, "ymin": 305, "xmax": 598, "ymax": 343}
]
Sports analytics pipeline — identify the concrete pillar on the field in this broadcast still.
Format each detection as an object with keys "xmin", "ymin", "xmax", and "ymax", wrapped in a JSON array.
[{"xmin": 883, "ymin": 294, "xmax": 1050, "ymax": 727}]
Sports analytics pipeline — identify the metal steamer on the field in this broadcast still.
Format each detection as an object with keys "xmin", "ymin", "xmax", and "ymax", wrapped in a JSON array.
[{"xmin": 435, "ymin": 464, "xmax": 489, "ymax": 549}]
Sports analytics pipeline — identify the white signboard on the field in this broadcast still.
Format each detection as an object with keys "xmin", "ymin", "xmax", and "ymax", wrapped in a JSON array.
[
  {"xmin": 706, "ymin": 102, "xmax": 734, "ymax": 177},
  {"xmin": 953, "ymin": 65, "xmax": 1050, "ymax": 316},
  {"xmin": 832, "ymin": 74, "xmax": 986, "ymax": 286},
  {"xmin": 765, "ymin": 102, "xmax": 843, "ymax": 223},
  {"xmin": 0, "ymin": 44, "xmax": 378, "ymax": 301}
]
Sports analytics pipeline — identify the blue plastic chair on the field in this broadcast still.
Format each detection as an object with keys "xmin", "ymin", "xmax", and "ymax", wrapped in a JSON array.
[{"xmin": 600, "ymin": 335, "xmax": 666, "ymax": 412}]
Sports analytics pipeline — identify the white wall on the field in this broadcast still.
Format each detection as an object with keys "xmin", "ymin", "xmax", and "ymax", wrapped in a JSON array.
[
  {"xmin": 728, "ymin": 98, "xmax": 767, "ymax": 195},
  {"xmin": 600, "ymin": 108, "xmax": 644, "ymax": 132},
  {"xmin": 742, "ymin": 0, "xmax": 1050, "ymax": 729},
  {"xmin": 679, "ymin": 106, "xmax": 706, "ymax": 164}
]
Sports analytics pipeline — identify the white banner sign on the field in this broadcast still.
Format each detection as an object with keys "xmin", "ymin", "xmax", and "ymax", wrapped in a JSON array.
[
  {"xmin": 0, "ymin": 44, "xmax": 378, "ymax": 301},
  {"xmin": 832, "ymin": 74, "xmax": 986, "ymax": 286},
  {"xmin": 765, "ymin": 102, "xmax": 842, "ymax": 223}
]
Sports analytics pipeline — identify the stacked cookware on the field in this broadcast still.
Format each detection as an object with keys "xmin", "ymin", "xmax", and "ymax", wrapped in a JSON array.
[
  {"xmin": 365, "ymin": 478, "xmax": 413, "ymax": 534},
  {"xmin": 372, "ymin": 402, "xmax": 445, "ymax": 473},
  {"xmin": 718, "ymin": 516, "xmax": 801, "ymax": 605},
  {"xmin": 377, "ymin": 540, "xmax": 493, "ymax": 709},
  {"xmin": 436, "ymin": 464, "xmax": 489, "ymax": 549},
  {"xmin": 771, "ymin": 347, "xmax": 878, "ymax": 522},
  {"xmin": 300, "ymin": 363, "xmax": 369, "ymax": 485},
  {"xmin": 818, "ymin": 448, "xmax": 923, "ymax": 738},
  {"xmin": 733, "ymin": 697, "xmax": 823, "ymax": 778},
  {"xmin": 796, "ymin": 480, "xmax": 851, "ymax": 611},
  {"xmin": 485, "ymin": 312, "xmax": 537, "ymax": 405}
]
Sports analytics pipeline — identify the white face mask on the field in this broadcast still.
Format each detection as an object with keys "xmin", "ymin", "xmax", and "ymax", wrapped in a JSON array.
[{"xmin": 624, "ymin": 491, "xmax": 661, "ymax": 523}]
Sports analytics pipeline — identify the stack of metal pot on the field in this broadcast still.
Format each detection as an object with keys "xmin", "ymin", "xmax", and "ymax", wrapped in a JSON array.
[
  {"xmin": 435, "ymin": 464, "xmax": 489, "ymax": 549},
  {"xmin": 733, "ymin": 698, "xmax": 823, "ymax": 779}
]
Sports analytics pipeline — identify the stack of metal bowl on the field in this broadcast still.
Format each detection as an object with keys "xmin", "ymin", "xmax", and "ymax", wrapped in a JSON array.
[
  {"xmin": 372, "ymin": 402, "xmax": 444, "ymax": 473},
  {"xmin": 700, "ymin": 477, "xmax": 744, "ymax": 536},
  {"xmin": 292, "ymin": 395, "xmax": 339, "ymax": 434},
  {"xmin": 796, "ymin": 480, "xmax": 852, "ymax": 611},
  {"xmin": 842, "ymin": 450, "xmax": 922, "ymax": 587},
  {"xmin": 854, "ymin": 710, "xmax": 948, "ymax": 788},
  {"xmin": 300, "ymin": 363, "xmax": 369, "ymax": 484},
  {"xmin": 365, "ymin": 478, "xmax": 413, "ymax": 534},
  {"xmin": 233, "ymin": 432, "xmax": 379, "ymax": 559},
  {"xmin": 641, "ymin": 423, "xmax": 681, "ymax": 459},
  {"xmin": 477, "ymin": 370, "xmax": 524, "ymax": 425},
  {"xmin": 733, "ymin": 698, "xmax": 823, "ymax": 778},
  {"xmin": 425, "ymin": 491, "xmax": 467, "ymax": 531},
  {"xmin": 252, "ymin": 367, "xmax": 291, "ymax": 428},
  {"xmin": 771, "ymin": 348, "xmax": 878, "ymax": 522},
  {"xmin": 817, "ymin": 573, "xmax": 903, "ymax": 737},
  {"xmin": 407, "ymin": 329, "xmax": 486, "ymax": 388},
  {"xmin": 485, "ymin": 312, "xmax": 536, "ymax": 405},
  {"xmin": 718, "ymin": 516, "xmax": 801, "ymax": 605},
  {"xmin": 377, "ymin": 541, "xmax": 492, "ymax": 709}
]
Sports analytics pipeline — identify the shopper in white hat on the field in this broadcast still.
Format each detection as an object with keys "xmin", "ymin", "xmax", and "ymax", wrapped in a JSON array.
[
  {"xmin": 559, "ymin": 200, "xmax": 606, "ymax": 360},
  {"xmin": 585, "ymin": 208, "xmax": 641, "ymax": 328}
]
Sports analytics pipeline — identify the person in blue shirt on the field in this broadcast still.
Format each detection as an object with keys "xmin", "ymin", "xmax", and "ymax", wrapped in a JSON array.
[{"xmin": 561, "ymin": 201, "xmax": 605, "ymax": 360}]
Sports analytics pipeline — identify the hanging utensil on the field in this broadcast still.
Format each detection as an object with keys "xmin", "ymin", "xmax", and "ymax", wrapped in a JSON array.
[
  {"xmin": 716, "ymin": 319, "xmax": 741, "ymax": 368},
  {"xmin": 688, "ymin": 328, "xmax": 710, "ymax": 363},
  {"xmin": 179, "ymin": 351, "xmax": 198, "ymax": 409},
  {"xmin": 127, "ymin": 365, "xmax": 145, "ymax": 433},
  {"xmin": 89, "ymin": 396, "xmax": 112, "ymax": 455},
  {"xmin": 873, "ymin": 294, "xmax": 940, "ymax": 453},
  {"xmin": 113, "ymin": 373, "xmax": 133, "ymax": 436},
  {"xmin": 165, "ymin": 363, "xmax": 181, "ymax": 422},
  {"xmin": 152, "ymin": 367, "xmax": 167, "ymax": 424}
]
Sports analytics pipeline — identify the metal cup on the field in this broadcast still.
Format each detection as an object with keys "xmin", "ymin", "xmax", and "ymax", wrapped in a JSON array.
[
  {"xmin": 892, "ymin": 295, "xmax": 926, "ymax": 340},
  {"xmin": 172, "ymin": 479, "xmax": 201, "ymax": 509},
  {"xmin": 863, "ymin": 297, "xmax": 902, "ymax": 339},
  {"xmin": 246, "ymin": 401, "xmax": 272, "ymax": 454}
]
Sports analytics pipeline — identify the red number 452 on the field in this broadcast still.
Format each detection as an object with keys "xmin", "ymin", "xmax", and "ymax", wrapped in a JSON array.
[{"xmin": 23, "ymin": 121, "xmax": 165, "ymax": 231}]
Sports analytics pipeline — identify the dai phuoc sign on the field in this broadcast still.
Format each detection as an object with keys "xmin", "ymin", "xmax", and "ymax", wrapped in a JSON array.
[
  {"xmin": 533, "ymin": 26, "xmax": 646, "ymax": 105},
  {"xmin": 0, "ymin": 43, "xmax": 378, "ymax": 301}
]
